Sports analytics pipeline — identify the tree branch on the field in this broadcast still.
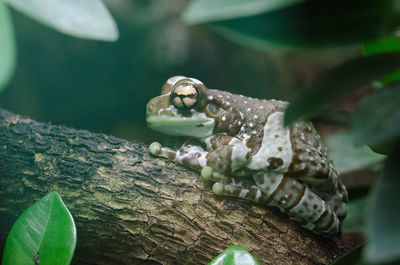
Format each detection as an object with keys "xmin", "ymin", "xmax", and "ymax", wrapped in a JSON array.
[{"xmin": 0, "ymin": 108, "xmax": 360, "ymax": 265}]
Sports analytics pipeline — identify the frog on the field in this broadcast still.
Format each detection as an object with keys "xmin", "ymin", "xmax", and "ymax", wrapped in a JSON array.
[{"xmin": 146, "ymin": 76, "xmax": 348, "ymax": 235}]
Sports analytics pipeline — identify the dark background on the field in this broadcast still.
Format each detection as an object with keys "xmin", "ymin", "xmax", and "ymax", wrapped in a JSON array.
[{"xmin": 0, "ymin": 0, "xmax": 358, "ymax": 142}]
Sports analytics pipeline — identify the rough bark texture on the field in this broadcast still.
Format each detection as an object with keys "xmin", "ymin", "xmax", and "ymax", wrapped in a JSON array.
[{"xmin": 0, "ymin": 108, "xmax": 360, "ymax": 265}]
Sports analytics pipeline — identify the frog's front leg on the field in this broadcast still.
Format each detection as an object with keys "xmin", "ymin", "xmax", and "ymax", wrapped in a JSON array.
[
  {"xmin": 149, "ymin": 141, "xmax": 208, "ymax": 171},
  {"xmin": 150, "ymin": 136, "xmax": 251, "ymax": 181}
]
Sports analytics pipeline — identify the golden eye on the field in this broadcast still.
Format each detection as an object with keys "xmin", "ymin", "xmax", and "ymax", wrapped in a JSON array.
[
  {"xmin": 170, "ymin": 83, "xmax": 199, "ymax": 110},
  {"xmin": 205, "ymin": 103, "xmax": 221, "ymax": 117}
]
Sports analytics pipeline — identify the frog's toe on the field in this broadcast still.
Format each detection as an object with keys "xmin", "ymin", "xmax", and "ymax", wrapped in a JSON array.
[
  {"xmin": 212, "ymin": 182, "xmax": 224, "ymax": 195},
  {"xmin": 201, "ymin": 166, "xmax": 213, "ymax": 180},
  {"xmin": 149, "ymin": 142, "xmax": 162, "ymax": 155}
]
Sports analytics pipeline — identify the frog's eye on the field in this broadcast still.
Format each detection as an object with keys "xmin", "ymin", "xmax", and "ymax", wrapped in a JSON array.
[
  {"xmin": 170, "ymin": 82, "xmax": 199, "ymax": 110},
  {"xmin": 205, "ymin": 103, "xmax": 221, "ymax": 117}
]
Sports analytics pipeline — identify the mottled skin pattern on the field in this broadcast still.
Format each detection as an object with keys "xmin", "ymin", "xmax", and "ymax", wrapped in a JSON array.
[{"xmin": 146, "ymin": 76, "xmax": 348, "ymax": 235}]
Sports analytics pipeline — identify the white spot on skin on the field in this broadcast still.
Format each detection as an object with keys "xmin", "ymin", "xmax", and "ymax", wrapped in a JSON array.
[
  {"xmin": 248, "ymin": 112, "xmax": 293, "ymax": 171},
  {"xmin": 242, "ymin": 134, "xmax": 251, "ymax": 141}
]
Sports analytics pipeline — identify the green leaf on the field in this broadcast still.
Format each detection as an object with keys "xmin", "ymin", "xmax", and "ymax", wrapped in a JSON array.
[
  {"xmin": 352, "ymin": 86, "xmax": 400, "ymax": 147},
  {"xmin": 209, "ymin": 245, "xmax": 261, "ymax": 265},
  {"xmin": 206, "ymin": 0, "xmax": 400, "ymax": 49},
  {"xmin": 2, "ymin": 192, "xmax": 77, "ymax": 265},
  {"xmin": 284, "ymin": 52, "xmax": 400, "ymax": 125},
  {"xmin": 363, "ymin": 35, "xmax": 400, "ymax": 56},
  {"xmin": 364, "ymin": 149, "xmax": 400, "ymax": 264},
  {"xmin": 0, "ymin": 1, "xmax": 16, "ymax": 91},
  {"xmin": 342, "ymin": 198, "xmax": 366, "ymax": 233},
  {"xmin": 4, "ymin": 0, "xmax": 118, "ymax": 41},
  {"xmin": 325, "ymin": 131, "xmax": 386, "ymax": 174},
  {"xmin": 331, "ymin": 244, "xmax": 365, "ymax": 265},
  {"xmin": 182, "ymin": 0, "xmax": 305, "ymax": 25},
  {"xmin": 373, "ymin": 69, "xmax": 400, "ymax": 87}
]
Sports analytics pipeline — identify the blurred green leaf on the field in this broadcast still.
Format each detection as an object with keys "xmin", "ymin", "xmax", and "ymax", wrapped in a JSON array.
[
  {"xmin": 206, "ymin": 0, "xmax": 400, "ymax": 49},
  {"xmin": 342, "ymin": 198, "xmax": 366, "ymax": 233},
  {"xmin": 313, "ymin": 110, "xmax": 352, "ymax": 127},
  {"xmin": 352, "ymin": 86, "xmax": 400, "ymax": 147},
  {"xmin": 0, "ymin": 1, "xmax": 16, "ymax": 91},
  {"xmin": 325, "ymin": 131, "xmax": 386, "ymax": 174},
  {"xmin": 285, "ymin": 52, "xmax": 400, "ymax": 125},
  {"xmin": 331, "ymin": 244, "xmax": 365, "ymax": 265},
  {"xmin": 183, "ymin": 0, "xmax": 305, "ymax": 25},
  {"xmin": 209, "ymin": 245, "xmax": 261, "ymax": 265},
  {"xmin": 372, "ymin": 69, "xmax": 400, "ymax": 88},
  {"xmin": 364, "ymin": 149, "xmax": 400, "ymax": 264},
  {"xmin": 4, "ymin": 0, "xmax": 118, "ymax": 41},
  {"xmin": 363, "ymin": 35, "xmax": 400, "ymax": 56},
  {"xmin": 2, "ymin": 192, "xmax": 76, "ymax": 265},
  {"xmin": 364, "ymin": 36, "xmax": 400, "ymax": 88}
]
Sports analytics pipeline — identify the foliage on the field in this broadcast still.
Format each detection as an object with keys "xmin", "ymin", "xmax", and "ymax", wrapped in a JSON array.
[
  {"xmin": 0, "ymin": 0, "xmax": 118, "ymax": 92},
  {"xmin": 352, "ymin": 86, "xmax": 400, "ymax": 149},
  {"xmin": 209, "ymin": 245, "xmax": 261, "ymax": 265},
  {"xmin": 364, "ymin": 148, "xmax": 400, "ymax": 264},
  {"xmin": 325, "ymin": 132, "xmax": 385, "ymax": 175},
  {"xmin": 182, "ymin": 0, "xmax": 400, "ymax": 264},
  {"xmin": 330, "ymin": 244, "xmax": 365, "ymax": 265},
  {"xmin": 2, "ymin": 192, "xmax": 76, "ymax": 265},
  {"xmin": 0, "ymin": 1, "xmax": 16, "ymax": 91},
  {"xmin": 284, "ymin": 52, "xmax": 400, "ymax": 125},
  {"xmin": 183, "ymin": 0, "xmax": 400, "ymax": 50}
]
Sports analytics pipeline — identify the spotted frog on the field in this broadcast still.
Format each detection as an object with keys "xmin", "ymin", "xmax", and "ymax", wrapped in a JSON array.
[{"xmin": 146, "ymin": 76, "xmax": 348, "ymax": 235}]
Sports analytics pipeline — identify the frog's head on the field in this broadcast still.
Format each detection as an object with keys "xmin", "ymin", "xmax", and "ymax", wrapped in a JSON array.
[{"xmin": 146, "ymin": 76, "xmax": 241, "ymax": 138}]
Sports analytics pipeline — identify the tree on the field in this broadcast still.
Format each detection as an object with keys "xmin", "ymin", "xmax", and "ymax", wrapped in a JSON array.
[{"xmin": 0, "ymin": 108, "xmax": 360, "ymax": 264}]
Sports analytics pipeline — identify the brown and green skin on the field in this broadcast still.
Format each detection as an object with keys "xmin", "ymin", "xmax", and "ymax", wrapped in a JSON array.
[{"xmin": 146, "ymin": 76, "xmax": 348, "ymax": 235}]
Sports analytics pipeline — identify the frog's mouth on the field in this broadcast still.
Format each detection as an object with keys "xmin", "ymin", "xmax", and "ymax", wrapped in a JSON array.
[{"xmin": 147, "ymin": 114, "xmax": 215, "ymax": 137}]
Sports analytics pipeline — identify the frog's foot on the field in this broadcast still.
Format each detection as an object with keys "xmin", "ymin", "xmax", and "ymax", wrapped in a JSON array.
[
  {"xmin": 149, "ymin": 142, "xmax": 162, "ymax": 155},
  {"xmin": 149, "ymin": 142, "xmax": 179, "ymax": 161},
  {"xmin": 211, "ymin": 181, "xmax": 270, "ymax": 204},
  {"xmin": 201, "ymin": 166, "xmax": 231, "ymax": 182}
]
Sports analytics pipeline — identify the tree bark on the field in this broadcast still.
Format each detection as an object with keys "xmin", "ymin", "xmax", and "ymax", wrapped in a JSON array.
[{"xmin": 0, "ymin": 108, "xmax": 360, "ymax": 265}]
